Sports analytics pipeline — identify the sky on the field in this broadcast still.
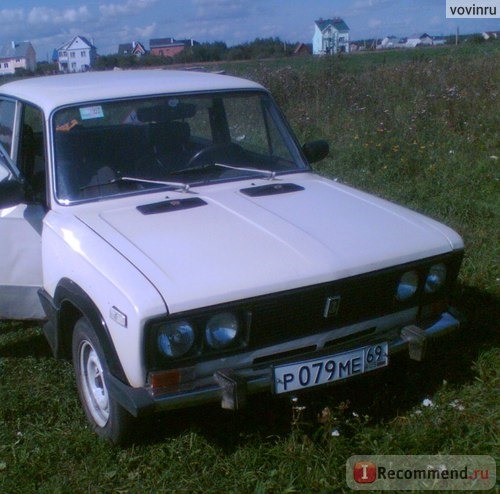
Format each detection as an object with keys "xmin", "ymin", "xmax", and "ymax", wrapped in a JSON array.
[{"xmin": 1, "ymin": 0, "xmax": 499, "ymax": 61}]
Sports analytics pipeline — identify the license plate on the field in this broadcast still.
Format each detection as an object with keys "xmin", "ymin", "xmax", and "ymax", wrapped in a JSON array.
[{"xmin": 273, "ymin": 342, "xmax": 389, "ymax": 394}]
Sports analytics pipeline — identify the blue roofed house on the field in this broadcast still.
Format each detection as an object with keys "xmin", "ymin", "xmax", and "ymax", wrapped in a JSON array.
[
  {"xmin": 0, "ymin": 41, "xmax": 36, "ymax": 76},
  {"xmin": 57, "ymin": 36, "xmax": 97, "ymax": 73},
  {"xmin": 118, "ymin": 41, "xmax": 147, "ymax": 57},
  {"xmin": 313, "ymin": 18, "xmax": 350, "ymax": 55}
]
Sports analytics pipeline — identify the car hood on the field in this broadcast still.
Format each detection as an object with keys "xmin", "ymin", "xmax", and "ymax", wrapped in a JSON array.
[{"xmin": 76, "ymin": 173, "xmax": 463, "ymax": 314}]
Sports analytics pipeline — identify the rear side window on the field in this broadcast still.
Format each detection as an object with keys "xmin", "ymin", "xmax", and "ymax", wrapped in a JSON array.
[{"xmin": 0, "ymin": 99, "xmax": 16, "ymax": 156}]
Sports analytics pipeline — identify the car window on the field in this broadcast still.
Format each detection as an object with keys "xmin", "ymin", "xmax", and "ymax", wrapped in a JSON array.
[
  {"xmin": 18, "ymin": 105, "xmax": 46, "ymax": 202},
  {"xmin": 0, "ymin": 99, "xmax": 16, "ymax": 156}
]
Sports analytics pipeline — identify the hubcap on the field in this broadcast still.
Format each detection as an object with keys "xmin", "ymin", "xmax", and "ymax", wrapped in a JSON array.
[{"xmin": 79, "ymin": 340, "xmax": 109, "ymax": 427}]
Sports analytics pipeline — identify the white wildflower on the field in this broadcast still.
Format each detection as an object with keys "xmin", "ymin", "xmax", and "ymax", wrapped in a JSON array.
[
  {"xmin": 450, "ymin": 399, "xmax": 465, "ymax": 411},
  {"xmin": 331, "ymin": 429, "xmax": 340, "ymax": 437},
  {"xmin": 422, "ymin": 398, "xmax": 434, "ymax": 407}
]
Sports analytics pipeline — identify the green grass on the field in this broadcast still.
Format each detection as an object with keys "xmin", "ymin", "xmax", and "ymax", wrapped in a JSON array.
[{"xmin": 1, "ymin": 45, "xmax": 499, "ymax": 493}]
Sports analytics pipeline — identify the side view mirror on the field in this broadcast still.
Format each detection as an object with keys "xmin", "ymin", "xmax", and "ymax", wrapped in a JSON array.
[
  {"xmin": 0, "ymin": 179, "xmax": 24, "ymax": 209},
  {"xmin": 302, "ymin": 140, "xmax": 329, "ymax": 164}
]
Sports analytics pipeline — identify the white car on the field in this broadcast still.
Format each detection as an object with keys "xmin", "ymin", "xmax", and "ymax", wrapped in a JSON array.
[{"xmin": 0, "ymin": 70, "xmax": 463, "ymax": 443}]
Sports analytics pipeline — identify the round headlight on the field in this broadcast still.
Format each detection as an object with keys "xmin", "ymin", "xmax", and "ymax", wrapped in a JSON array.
[
  {"xmin": 157, "ymin": 320, "xmax": 195, "ymax": 358},
  {"xmin": 205, "ymin": 312, "xmax": 239, "ymax": 350},
  {"xmin": 396, "ymin": 270, "xmax": 419, "ymax": 301},
  {"xmin": 425, "ymin": 263, "xmax": 447, "ymax": 293}
]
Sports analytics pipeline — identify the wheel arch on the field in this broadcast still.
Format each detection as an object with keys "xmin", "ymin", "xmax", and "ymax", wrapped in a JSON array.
[{"xmin": 41, "ymin": 278, "xmax": 129, "ymax": 384}]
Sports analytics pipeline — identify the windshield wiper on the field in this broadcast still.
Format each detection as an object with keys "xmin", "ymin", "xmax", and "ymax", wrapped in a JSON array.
[
  {"xmin": 214, "ymin": 163, "xmax": 277, "ymax": 180},
  {"xmin": 170, "ymin": 162, "xmax": 219, "ymax": 176},
  {"xmin": 170, "ymin": 162, "xmax": 277, "ymax": 180},
  {"xmin": 121, "ymin": 176, "xmax": 191, "ymax": 192},
  {"xmin": 80, "ymin": 176, "xmax": 190, "ymax": 193}
]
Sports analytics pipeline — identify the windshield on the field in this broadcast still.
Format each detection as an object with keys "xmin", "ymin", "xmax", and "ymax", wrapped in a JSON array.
[{"xmin": 52, "ymin": 91, "xmax": 308, "ymax": 203}]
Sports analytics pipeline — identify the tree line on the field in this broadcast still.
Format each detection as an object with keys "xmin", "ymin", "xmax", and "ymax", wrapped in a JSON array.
[{"xmin": 94, "ymin": 37, "xmax": 298, "ymax": 70}]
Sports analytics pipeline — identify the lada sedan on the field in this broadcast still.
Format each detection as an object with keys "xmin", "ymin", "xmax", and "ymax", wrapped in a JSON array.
[{"xmin": 0, "ymin": 69, "xmax": 463, "ymax": 443}]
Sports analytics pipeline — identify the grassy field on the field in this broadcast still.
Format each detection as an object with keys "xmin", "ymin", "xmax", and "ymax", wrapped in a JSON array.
[{"xmin": 1, "ymin": 44, "xmax": 499, "ymax": 493}]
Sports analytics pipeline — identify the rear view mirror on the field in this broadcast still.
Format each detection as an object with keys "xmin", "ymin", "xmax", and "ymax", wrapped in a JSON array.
[
  {"xmin": 136, "ymin": 102, "xmax": 197, "ymax": 123},
  {"xmin": 302, "ymin": 140, "xmax": 329, "ymax": 164}
]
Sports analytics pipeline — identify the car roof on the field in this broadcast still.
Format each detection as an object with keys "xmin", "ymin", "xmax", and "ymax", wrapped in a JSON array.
[{"xmin": 0, "ymin": 69, "xmax": 265, "ymax": 114}]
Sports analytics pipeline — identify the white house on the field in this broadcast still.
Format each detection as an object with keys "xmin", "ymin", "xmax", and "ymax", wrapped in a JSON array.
[
  {"xmin": 57, "ymin": 36, "xmax": 97, "ymax": 73},
  {"xmin": 0, "ymin": 41, "xmax": 36, "ymax": 76},
  {"xmin": 377, "ymin": 36, "xmax": 409, "ymax": 50},
  {"xmin": 433, "ymin": 36, "xmax": 447, "ymax": 46},
  {"xmin": 313, "ymin": 18, "xmax": 350, "ymax": 55},
  {"xmin": 482, "ymin": 31, "xmax": 499, "ymax": 40},
  {"xmin": 406, "ymin": 33, "xmax": 433, "ymax": 48}
]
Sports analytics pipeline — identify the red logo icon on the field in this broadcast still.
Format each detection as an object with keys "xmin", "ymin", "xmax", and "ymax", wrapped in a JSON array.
[{"xmin": 353, "ymin": 461, "xmax": 377, "ymax": 483}]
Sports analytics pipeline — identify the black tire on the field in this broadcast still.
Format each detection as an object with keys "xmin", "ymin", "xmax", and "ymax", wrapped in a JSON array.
[{"xmin": 72, "ymin": 317, "xmax": 134, "ymax": 444}]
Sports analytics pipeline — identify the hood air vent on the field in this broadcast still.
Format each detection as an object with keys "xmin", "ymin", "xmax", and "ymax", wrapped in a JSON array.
[
  {"xmin": 240, "ymin": 183, "xmax": 304, "ymax": 197},
  {"xmin": 137, "ymin": 197, "xmax": 207, "ymax": 215}
]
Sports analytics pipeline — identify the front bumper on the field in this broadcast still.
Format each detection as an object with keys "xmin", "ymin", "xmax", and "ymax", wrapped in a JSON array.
[{"xmin": 107, "ymin": 309, "xmax": 462, "ymax": 417}]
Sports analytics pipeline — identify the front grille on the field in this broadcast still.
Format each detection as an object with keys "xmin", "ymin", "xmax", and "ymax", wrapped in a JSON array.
[
  {"xmin": 244, "ymin": 252, "xmax": 462, "ymax": 350},
  {"xmin": 247, "ymin": 270, "xmax": 398, "ymax": 349}
]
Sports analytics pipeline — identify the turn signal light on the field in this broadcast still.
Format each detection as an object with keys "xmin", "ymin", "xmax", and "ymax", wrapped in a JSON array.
[{"xmin": 148, "ymin": 367, "xmax": 195, "ymax": 394}]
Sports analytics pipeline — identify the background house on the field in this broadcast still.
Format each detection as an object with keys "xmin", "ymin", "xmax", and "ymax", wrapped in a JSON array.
[
  {"xmin": 313, "ymin": 18, "xmax": 350, "ymax": 55},
  {"xmin": 377, "ymin": 36, "xmax": 407, "ymax": 50},
  {"xmin": 0, "ymin": 41, "xmax": 36, "ymax": 76},
  {"xmin": 118, "ymin": 41, "xmax": 146, "ymax": 57},
  {"xmin": 57, "ymin": 36, "xmax": 97, "ymax": 73},
  {"xmin": 482, "ymin": 31, "xmax": 499, "ymax": 40},
  {"xmin": 406, "ymin": 33, "xmax": 433, "ymax": 48},
  {"xmin": 375, "ymin": 33, "xmax": 449, "ymax": 50},
  {"xmin": 293, "ymin": 43, "xmax": 311, "ymax": 56},
  {"xmin": 149, "ymin": 38, "xmax": 197, "ymax": 58},
  {"xmin": 433, "ymin": 36, "xmax": 447, "ymax": 46}
]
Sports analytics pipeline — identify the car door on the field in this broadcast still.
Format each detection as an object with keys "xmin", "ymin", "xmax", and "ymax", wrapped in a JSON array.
[{"xmin": 0, "ymin": 98, "xmax": 46, "ymax": 320}]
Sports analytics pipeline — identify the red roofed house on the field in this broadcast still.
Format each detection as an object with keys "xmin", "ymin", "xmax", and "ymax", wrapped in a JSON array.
[{"xmin": 149, "ymin": 38, "xmax": 197, "ymax": 58}]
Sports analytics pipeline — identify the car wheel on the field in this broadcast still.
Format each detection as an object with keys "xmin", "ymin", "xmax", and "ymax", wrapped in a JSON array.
[{"xmin": 72, "ymin": 317, "xmax": 134, "ymax": 444}]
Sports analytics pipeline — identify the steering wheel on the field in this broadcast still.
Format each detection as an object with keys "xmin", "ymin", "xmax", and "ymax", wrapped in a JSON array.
[{"xmin": 185, "ymin": 143, "xmax": 242, "ymax": 170}]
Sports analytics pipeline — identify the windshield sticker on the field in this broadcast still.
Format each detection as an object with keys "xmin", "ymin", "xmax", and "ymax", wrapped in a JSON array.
[
  {"xmin": 80, "ymin": 106, "xmax": 104, "ymax": 120},
  {"xmin": 168, "ymin": 98, "xmax": 179, "ymax": 108}
]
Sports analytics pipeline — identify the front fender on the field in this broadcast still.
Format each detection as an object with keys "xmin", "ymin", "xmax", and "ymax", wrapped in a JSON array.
[{"xmin": 42, "ymin": 210, "xmax": 168, "ymax": 387}]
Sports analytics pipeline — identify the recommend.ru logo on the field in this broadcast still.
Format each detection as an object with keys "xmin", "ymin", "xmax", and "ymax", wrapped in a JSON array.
[{"xmin": 346, "ymin": 455, "xmax": 496, "ymax": 490}]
